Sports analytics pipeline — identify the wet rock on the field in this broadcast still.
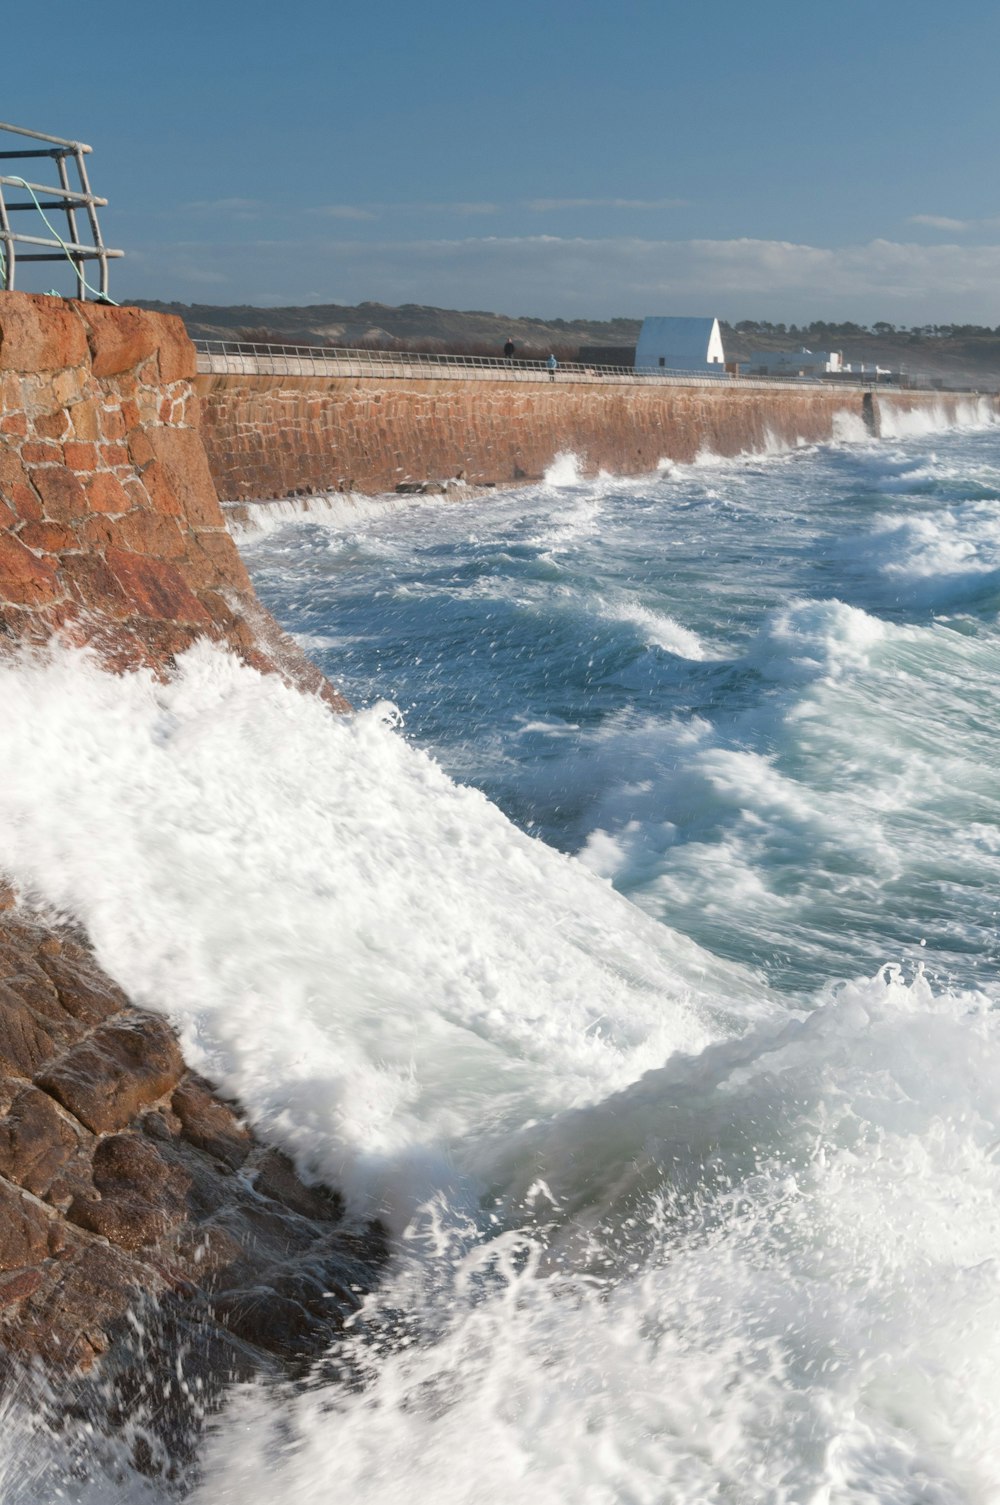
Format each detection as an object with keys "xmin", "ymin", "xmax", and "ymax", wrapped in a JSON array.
[
  {"xmin": 0, "ymin": 908, "xmax": 385, "ymax": 1393},
  {"xmin": 0, "ymin": 982, "xmax": 58, "ymax": 1076},
  {"xmin": 0, "ymin": 1083, "xmax": 81, "ymax": 1196},
  {"xmin": 254, "ymin": 1148, "xmax": 343, "ymax": 1222},
  {"xmin": 0, "ymin": 1179, "xmax": 52, "ymax": 1271},
  {"xmin": 211, "ymin": 1285, "xmax": 319, "ymax": 1358},
  {"xmin": 37, "ymin": 1013, "xmax": 184, "ymax": 1134},
  {"xmin": 171, "ymin": 1076, "xmax": 250, "ymax": 1169},
  {"xmin": 68, "ymin": 1134, "xmax": 191, "ymax": 1252}
]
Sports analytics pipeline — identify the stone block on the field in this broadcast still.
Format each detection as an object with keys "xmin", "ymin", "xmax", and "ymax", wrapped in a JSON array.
[
  {"xmin": 115, "ymin": 510, "xmax": 188, "ymax": 559},
  {"xmin": 0, "ymin": 292, "xmax": 88, "ymax": 374},
  {"xmin": 68, "ymin": 400, "xmax": 101, "ymax": 441},
  {"xmin": 142, "ymin": 426, "xmax": 224, "ymax": 527},
  {"xmin": 16, "ymin": 521, "xmax": 75, "ymax": 554},
  {"xmin": 187, "ymin": 529, "xmax": 252, "ymax": 592},
  {"xmin": 98, "ymin": 441, "xmax": 129, "ymax": 468},
  {"xmin": 0, "ymin": 533, "xmax": 61, "ymax": 607},
  {"xmin": 100, "ymin": 407, "xmax": 127, "ymax": 440},
  {"xmin": 78, "ymin": 303, "xmax": 163, "ymax": 378},
  {"xmin": 127, "ymin": 427, "xmax": 157, "ymax": 471},
  {"xmin": 83, "ymin": 471, "xmax": 131, "ymax": 514},
  {"xmin": 105, "ymin": 547, "xmax": 213, "ymax": 625},
  {"xmin": 35, "ymin": 411, "xmax": 69, "ymax": 442},
  {"xmin": 20, "ymin": 441, "xmax": 64, "ymax": 467},
  {"xmin": 60, "ymin": 553, "xmax": 132, "ymax": 619},
  {"xmin": 152, "ymin": 316, "xmax": 198, "ymax": 383},
  {"xmin": 32, "ymin": 466, "xmax": 87, "ymax": 522},
  {"xmin": 63, "ymin": 441, "xmax": 100, "ymax": 473}
]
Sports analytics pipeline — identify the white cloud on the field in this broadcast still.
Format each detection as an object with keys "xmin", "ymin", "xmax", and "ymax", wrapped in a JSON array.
[
  {"xmin": 524, "ymin": 197, "xmax": 688, "ymax": 211},
  {"xmin": 119, "ymin": 233, "xmax": 1000, "ymax": 324},
  {"xmin": 908, "ymin": 214, "xmax": 971, "ymax": 232},
  {"xmin": 433, "ymin": 202, "xmax": 501, "ymax": 215},
  {"xmin": 309, "ymin": 204, "xmax": 379, "ymax": 221},
  {"xmin": 307, "ymin": 200, "xmax": 502, "ymax": 220}
]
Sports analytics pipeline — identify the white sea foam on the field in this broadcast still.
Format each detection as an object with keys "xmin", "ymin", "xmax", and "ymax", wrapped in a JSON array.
[
  {"xmin": 227, "ymin": 489, "xmax": 435, "ymax": 542},
  {"xmin": 873, "ymin": 500, "xmax": 1000, "ymax": 582},
  {"xmin": 596, "ymin": 596, "xmax": 711, "ymax": 659},
  {"xmin": 542, "ymin": 451, "xmax": 585, "ymax": 487},
  {"xmin": 188, "ymin": 969, "xmax": 1000, "ymax": 1505},
  {"xmin": 878, "ymin": 394, "xmax": 996, "ymax": 440},
  {"xmin": 0, "ymin": 642, "xmax": 751, "ymax": 1226}
]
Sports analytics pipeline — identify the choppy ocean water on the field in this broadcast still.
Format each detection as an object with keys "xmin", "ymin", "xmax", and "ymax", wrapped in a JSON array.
[{"xmin": 3, "ymin": 404, "xmax": 1000, "ymax": 1500}]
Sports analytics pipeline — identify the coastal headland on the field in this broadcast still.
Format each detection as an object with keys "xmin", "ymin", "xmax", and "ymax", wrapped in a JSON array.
[{"xmin": 0, "ymin": 289, "xmax": 995, "ymax": 1423}]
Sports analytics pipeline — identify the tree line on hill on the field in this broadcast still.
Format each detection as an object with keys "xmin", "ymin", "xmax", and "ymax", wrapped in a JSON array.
[{"xmin": 730, "ymin": 320, "xmax": 1000, "ymax": 341}]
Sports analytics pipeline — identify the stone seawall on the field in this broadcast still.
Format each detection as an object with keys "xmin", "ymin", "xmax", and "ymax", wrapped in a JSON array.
[
  {"xmin": 195, "ymin": 371, "xmax": 994, "ymax": 502},
  {"xmin": 0, "ymin": 292, "xmax": 344, "ymax": 705}
]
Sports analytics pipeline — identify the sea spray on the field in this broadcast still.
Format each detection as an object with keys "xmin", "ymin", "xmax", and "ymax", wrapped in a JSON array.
[
  {"xmin": 4, "ymin": 415, "xmax": 1000, "ymax": 1500},
  {"xmin": 0, "ymin": 642, "xmax": 747, "ymax": 1225}
]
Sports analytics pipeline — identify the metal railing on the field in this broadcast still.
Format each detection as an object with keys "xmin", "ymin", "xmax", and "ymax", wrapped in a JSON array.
[
  {"xmin": 0, "ymin": 121, "xmax": 123, "ymax": 300},
  {"xmin": 195, "ymin": 338, "xmax": 886, "ymax": 393}
]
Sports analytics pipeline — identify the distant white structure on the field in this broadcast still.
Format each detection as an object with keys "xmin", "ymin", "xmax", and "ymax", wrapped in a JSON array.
[
  {"xmin": 748, "ymin": 348, "xmax": 843, "ymax": 376},
  {"xmin": 635, "ymin": 316, "xmax": 726, "ymax": 372}
]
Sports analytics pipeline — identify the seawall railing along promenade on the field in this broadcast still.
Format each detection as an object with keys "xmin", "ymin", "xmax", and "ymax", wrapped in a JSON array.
[{"xmin": 194, "ymin": 338, "xmax": 885, "ymax": 394}]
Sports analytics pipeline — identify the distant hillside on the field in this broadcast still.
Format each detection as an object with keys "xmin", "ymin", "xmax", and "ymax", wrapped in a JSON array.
[
  {"xmin": 134, "ymin": 299, "xmax": 642, "ymax": 363},
  {"xmin": 135, "ymin": 300, "xmax": 1000, "ymax": 389}
]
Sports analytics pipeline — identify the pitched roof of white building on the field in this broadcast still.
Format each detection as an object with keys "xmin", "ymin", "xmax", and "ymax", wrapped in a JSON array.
[{"xmin": 635, "ymin": 316, "xmax": 725, "ymax": 370}]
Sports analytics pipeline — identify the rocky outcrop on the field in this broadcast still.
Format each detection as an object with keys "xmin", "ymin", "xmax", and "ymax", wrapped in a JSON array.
[{"xmin": 0, "ymin": 892, "xmax": 383, "ymax": 1398}]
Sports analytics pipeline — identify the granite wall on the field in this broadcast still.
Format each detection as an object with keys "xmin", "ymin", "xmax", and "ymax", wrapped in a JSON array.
[{"xmin": 194, "ymin": 370, "xmax": 995, "ymax": 502}]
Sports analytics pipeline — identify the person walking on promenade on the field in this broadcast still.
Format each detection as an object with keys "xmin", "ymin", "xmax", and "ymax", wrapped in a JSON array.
[
  {"xmin": 503, "ymin": 336, "xmax": 515, "ymax": 361},
  {"xmin": 547, "ymin": 352, "xmax": 558, "ymax": 381}
]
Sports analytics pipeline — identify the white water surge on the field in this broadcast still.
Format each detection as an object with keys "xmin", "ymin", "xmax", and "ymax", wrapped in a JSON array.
[
  {"xmin": 0, "ymin": 643, "xmax": 741, "ymax": 1222},
  {"xmin": 3, "ymin": 413, "xmax": 1000, "ymax": 1502}
]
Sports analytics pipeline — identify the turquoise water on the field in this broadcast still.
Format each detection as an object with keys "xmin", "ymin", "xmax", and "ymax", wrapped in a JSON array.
[{"xmin": 248, "ymin": 429, "xmax": 1000, "ymax": 1002}]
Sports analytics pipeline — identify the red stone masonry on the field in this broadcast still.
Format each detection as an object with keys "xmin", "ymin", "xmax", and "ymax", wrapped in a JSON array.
[
  {"xmin": 0, "ymin": 292, "xmax": 347, "ymax": 707},
  {"xmin": 195, "ymin": 371, "xmax": 999, "ymax": 504}
]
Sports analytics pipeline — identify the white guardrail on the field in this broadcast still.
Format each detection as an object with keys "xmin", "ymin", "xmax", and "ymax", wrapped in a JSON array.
[{"xmin": 194, "ymin": 339, "xmax": 886, "ymax": 393}]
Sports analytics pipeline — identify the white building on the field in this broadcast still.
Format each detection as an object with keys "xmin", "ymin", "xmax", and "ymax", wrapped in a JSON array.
[
  {"xmin": 748, "ymin": 348, "xmax": 843, "ymax": 376},
  {"xmin": 635, "ymin": 316, "xmax": 726, "ymax": 372}
]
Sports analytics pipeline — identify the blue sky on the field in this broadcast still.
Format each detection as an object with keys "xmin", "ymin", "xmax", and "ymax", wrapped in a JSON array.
[{"xmin": 4, "ymin": 0, "xmax": 1000, "ymax": 322}]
